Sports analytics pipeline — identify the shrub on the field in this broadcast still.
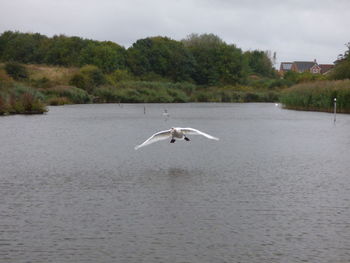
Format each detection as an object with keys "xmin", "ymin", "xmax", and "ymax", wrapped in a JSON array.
[
  {"xmin": 30, "ymin": 77, "xmax": 53, "ymax": 89},
  {"xmin": 4, "ymin": 62, "xmax": 28, "ymax": 80},
  {"xmin": 69, "ymin": 73, "xmax": 86, "ymax": 90},
  {"xmin": 47, "ymin": 97, "xmax": 71, "ymax": 105},
  {"xmin": 109, "ymin": 69, "xmax": 134, "ymax": 83},
  {"xmin": 167, "ymin": 88, "xmax": 188, "ymax": 102},
  {"xmin": 69, "ymin": 65, "xmax": 106, "ymax": 93},
  {"xmin": 1, "ymin": 84, "xmax": 47, "ymax": 114},
  {"xmin": 0, "ymin": 69, "xmax": 13, "ymax": 84},
  {"xmin": 80, "ymin": 65, "xmax": 106, "ymax": 86},
  {"xmin": 0, "ymin": 94, "xmax": 8, "ymax": 115}
]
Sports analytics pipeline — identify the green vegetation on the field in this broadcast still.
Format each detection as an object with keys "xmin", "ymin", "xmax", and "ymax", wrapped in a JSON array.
[
  {"xmin": 280, "ymin": 80, "xmax": 350, "ymax": 113},
  {"xmin": 0, "ymin": 31, "xmax": 277, "ymax": 86},
  {"xmin": 0, "ymin": 81, "xmax": 47, "ymax": 115},
  {"xmin": 330, "ymin": 42, "xmax": 350, "ymax": 80},
  {"xmin": 127, "ymin": 36, "xmax": 195, "ymax": 82},
  {"xmin": 182, "ymin": 34, "xmax": 247, "ymax": 85},
  {"xmin": 280, "ymin": 43, "xmax": 350, "ymax": 113},
  {"xmin": 191, "ymin": 86, "xmax": 279, "ymax": 103},
  {"xmin": 39, "ymin": 86, "xmax": 91, "ymax": 105},
  {"xmin": 4, "ymin": 62, "xmax": 28, "ymax": 80},
  {"xmin": 283, "ymin": 70, "xmax": 326, "ymax": 84},
  {"xmin": 0, "ymin": 30, "xmax": 349, "ymax": 115}
]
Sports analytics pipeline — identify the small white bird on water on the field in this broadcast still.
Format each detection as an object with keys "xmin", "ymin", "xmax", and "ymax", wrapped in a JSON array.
[
  {"xmin": 162, "ymin": 109, "xmax": 170, "ymax": 121},
  {"xmin": 135, "ymin": 127, "xmax": 219, "ymax": 150}
]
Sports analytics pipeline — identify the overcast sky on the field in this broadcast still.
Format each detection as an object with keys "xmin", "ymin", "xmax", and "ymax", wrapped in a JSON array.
[{"xmin": 1, "ymin": 0, "xmax": 349, "ymax": 67}]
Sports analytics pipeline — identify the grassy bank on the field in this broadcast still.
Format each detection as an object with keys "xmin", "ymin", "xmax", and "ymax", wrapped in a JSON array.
[
  {"xmin": 280, "ymin": 80, "xmax": 350, "ymax": 113},
  {"xmin": 0, "ymin": 63, "xmax": 282, "ymax": 112}
]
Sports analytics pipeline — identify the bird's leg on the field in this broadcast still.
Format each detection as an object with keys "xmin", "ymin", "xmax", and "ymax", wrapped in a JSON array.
[
  {"xmin": 184, "ymin": 137, "xmax": 190, "ymax": 141},
  {"xmin": 170, "ymin": 138, "xmax": 176, "ymax": 143}
]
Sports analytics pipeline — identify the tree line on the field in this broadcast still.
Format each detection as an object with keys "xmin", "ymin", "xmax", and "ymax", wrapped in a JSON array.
[{"xmin": 0, "ymin": 31, "xmax": 276, "ymax": 86}]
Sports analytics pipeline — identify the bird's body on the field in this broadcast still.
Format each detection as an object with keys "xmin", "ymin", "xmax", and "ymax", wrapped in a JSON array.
[
  {"xmin": 171, "ymin": 128, "xmax": 184, "ymax": 139},
  {"xmin": 134, "ymin": 127, "xmax": 219, "ymax": 150}
]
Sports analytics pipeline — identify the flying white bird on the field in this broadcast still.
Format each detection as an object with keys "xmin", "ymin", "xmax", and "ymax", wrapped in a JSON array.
[{"xmin": 134, "ymin": 127, "xmax": 219, "ymax": 150}]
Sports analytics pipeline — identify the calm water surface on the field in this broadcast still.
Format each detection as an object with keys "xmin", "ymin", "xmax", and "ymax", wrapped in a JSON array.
[{"xmin": 0, "ymin": 103, "xmax": 350, "ymax": 263}]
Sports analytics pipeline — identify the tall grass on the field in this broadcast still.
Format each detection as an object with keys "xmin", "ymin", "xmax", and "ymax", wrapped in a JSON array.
[
  {"xmin": 26, "ymin": 64, "xmax": 79, "ymax": 85},
  {"xmin": 39, "ymin": 85, "xmax": 92, "ymax": 105},
  {"xmin": 280, "ymin": 80, "xmax": 350, "ymax": 113},
  {"xmin": 191, "ymin": 86, "xmax": 280, "ymax": 102}
]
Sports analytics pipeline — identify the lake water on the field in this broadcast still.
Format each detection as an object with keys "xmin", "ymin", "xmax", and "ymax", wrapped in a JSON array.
[{"xmin": 0, "ymin": 103, "xmax": 350, "ymax": 263}]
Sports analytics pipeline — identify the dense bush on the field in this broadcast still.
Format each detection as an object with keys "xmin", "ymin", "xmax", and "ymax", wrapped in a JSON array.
[
  {"xmin": 69, "ymin": 65, "xmax": 106, "ymax": 92},
  {"xmin": 246, "ymin": 77, "xmax": 293, "ymax": 90},
  {"xmin": 0, "ymin": 84, "xmax": 47, "ymax": 114},
  {"xmin": 5, "ymin": 62, "xmax": 28, "ymax": 80}
]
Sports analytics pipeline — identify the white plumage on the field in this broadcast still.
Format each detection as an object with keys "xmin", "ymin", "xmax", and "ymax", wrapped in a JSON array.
[{"xmin": 135, "ymin": 127, "xmax": 219, "ymax": 150}]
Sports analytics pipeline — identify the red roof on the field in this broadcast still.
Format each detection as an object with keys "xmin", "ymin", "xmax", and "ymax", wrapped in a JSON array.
[{"xmin": 319, "ymin": 64, "xmax": 334, "ymax": 74}]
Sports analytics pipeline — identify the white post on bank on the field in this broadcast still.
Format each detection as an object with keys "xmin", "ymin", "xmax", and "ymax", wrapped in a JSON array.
[{"xmin": 333, "ymin": 97, "xmax": 337, "ymax": 123}]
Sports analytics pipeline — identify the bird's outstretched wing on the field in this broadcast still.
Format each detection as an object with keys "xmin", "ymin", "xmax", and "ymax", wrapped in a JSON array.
[
  {"xmin": 180, "ymin": 127, "xmax": 219, "ymax": 140},
  {"xmin": 135, "ymin": 129, "xmax": 172, "ymax": 150}
]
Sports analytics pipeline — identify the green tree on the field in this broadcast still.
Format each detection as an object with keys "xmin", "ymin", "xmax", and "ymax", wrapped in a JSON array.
[
  {"xmin": 45, "ymin": 35, "xmax": 89, "ymax": 66},
  {"xmin": 0, "ymin": 31, "xmax": 48, "ymax": 63},
  {"xmin": 126, "ymin": 36, "xmax": 196, "ymax": 82},
  {"xmin": 244, "ymin": 50, "xmax": 275, "ymax": 77},
  {"xmin": 331, "ymin": 42, "xmax": 350, "ymax": 80},
  {"xmin": 182, "ymin": 33, "xmax": 247, "ymax": 85},
  {"xmin": 79, "ymin": 41, "xmax": 126, "ymax": 73}
]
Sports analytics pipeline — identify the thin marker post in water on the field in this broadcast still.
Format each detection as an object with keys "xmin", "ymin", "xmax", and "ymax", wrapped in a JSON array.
[{"xmin": 333, "ymin": 97, "xmax": 337, "ymax": 123}]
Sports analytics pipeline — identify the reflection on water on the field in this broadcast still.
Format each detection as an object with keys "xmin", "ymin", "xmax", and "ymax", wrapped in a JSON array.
[
  {"xmin": 0, "ymin": 103, "xmax": 350, "ymax": 263},
  {"xmin": 166, "ymin": 167, "xmax": 198, "ymax": 176}
]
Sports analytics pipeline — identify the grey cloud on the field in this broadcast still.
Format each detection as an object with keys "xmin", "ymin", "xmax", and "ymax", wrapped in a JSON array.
[{"xmin": 0, "ymin": 0, "xmax": 349, "ymax": 65}]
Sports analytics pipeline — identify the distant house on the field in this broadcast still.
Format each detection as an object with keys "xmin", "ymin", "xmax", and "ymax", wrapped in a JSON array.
[
  {"xmin": 279, "ymin": 60, "xmax": 333, "ymax": 75},
  {"xmin": 294, "ymin": 61, "xmax": 321, "ymax": 74},
  {"xmin": 319, "ymin": 64, "xmax": 334, "ymax": 75},
  {"xmin": 279, "ymin": 62, "xmax": 293, "ymax": 73}
]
